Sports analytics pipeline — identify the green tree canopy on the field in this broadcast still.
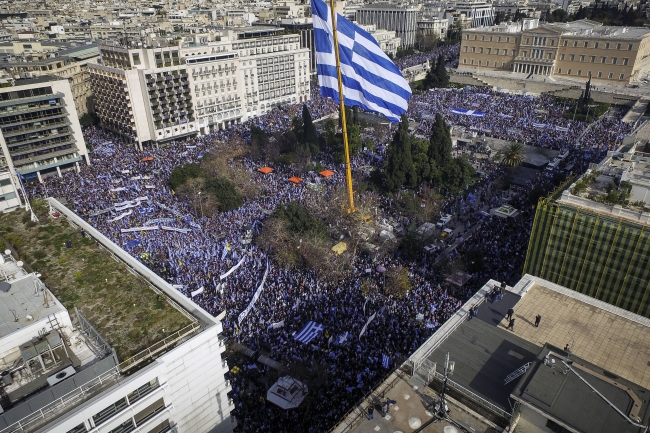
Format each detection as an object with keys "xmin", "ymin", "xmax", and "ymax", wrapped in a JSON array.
[
  {"xmin": 428, "ymin": 113, "xmax": 453, "ymax": 170},
  {"xmin": 250, "ymin": 125, "xmax": 268, "ymax": 148},
  {"xmin": 170, "ymin": 163, "xmax": 201, "ymax": 188},
  {"xmin": 384, "ymin": 115, "xmax": 417, "ymax": 191},
  {"xmin": 204, "ymin": 176, "xmax": 244, "ymax": 212},
  {"xmin": 302, "ymin": 104, "xmax": 319, "ymax": 152}
]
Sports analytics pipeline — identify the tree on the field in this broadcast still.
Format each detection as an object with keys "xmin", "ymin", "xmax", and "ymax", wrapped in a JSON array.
[
  {"xmin": 412, "ymin": 138, "xmax": 430, "ymax": 185},
  {"xmin": 323, "ymin": 118, "xmax": 337, "ymax": 147},
  {"xmin": 250, "ymin": 125, "xmax": 268, "ymax": 148},
  {"xmin": 291, "ymin": 115, "xmax": 304, "ymax": 148},
  {"xmin": 502, "ymin": 142, "xmax": 524, "ymax": 167},
  {"xmin": 302, "ymin": 104, "xmax": 319, "ymax": 152},
  {"xmin": 441, "ymin": 157, "xmax": 475, "ymax": 195},
  {"xmin": 434, "ymin": 53, "xmax": 450, "ymax": 88},
  {"xmin": 384, "ymin": 115, "xmax": 417, "ymax": 191},
  {"xmin": 427, "ymin": 113, "xmax": 453, "ymax": 177},
  {"xmin": 385, "ymin": 266, "xmax": 413, "ymax": 297},
  {"xmin": 204, "ymin": 176, "xmax": 244, "ymax": 212},
  {"xmin": 170, "ymin": 163, "xmax": 201, "ymax": 188},
  {"xmin": 423, "ymin": 57, "xmax": 439, "ymax": 89}
]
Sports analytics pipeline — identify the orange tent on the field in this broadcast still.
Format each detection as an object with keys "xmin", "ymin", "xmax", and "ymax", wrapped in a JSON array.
[
  {"xmin": 319, "ymin": 170, "xmax": 335, "ymax": 177},
  {"xmin": 288, "ymin": 176, "xmax": 302, "ymax": 184},
  {"xmin": 141, "ymin": 157, "xmax": 154, "ymax": 162},
  {"xmin": 258, "ymin": 166, "xmax": 274, "ymax": 174}
]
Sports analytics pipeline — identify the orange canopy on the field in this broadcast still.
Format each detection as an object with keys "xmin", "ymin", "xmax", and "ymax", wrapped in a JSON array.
[
  {"xmin": 258, "ymin": 166, "xmax": 274, "ymax": 174},
  {"xmin": 288, "ymin": 176, "xmax": 302, "ymax": 184},
  {"xmin": 141, "ymin": 157, "xmax": 154, "ymax": 162},
  {"xmin": 319, "ymin": 170, "xmax": 335, "ymax": 177}
]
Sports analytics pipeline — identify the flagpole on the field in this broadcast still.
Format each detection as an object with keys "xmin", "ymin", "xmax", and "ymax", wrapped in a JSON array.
[{"xmin": 328, "ymin": 0, "xmax": 356, "ymax": 214}]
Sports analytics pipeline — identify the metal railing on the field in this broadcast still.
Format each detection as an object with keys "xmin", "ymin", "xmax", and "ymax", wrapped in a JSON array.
[
  {"xmin": 0, "ymin": 366, "xmax": 122, "ymax": 433},
  {"xmin": 75, "ymin": 306, "xmax": 115, "ymax": 358},
  {"xmin": 432, "ymin": 371, "xmax": 511, "ymax": 420},
  {"xmin": 118, "ymin": 321, "xmax": 200, "ymax": 372}
]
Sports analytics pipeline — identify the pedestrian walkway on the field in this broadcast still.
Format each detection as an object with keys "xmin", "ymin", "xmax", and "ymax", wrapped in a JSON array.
[{"xmin": 621, "ymin": 97, "xmax": 649, "ymax": 124}]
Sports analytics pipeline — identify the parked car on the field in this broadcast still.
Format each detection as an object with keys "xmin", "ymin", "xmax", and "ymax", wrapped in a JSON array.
[
  {"xmin": 440, "ymin": 228, "xmax": 453, "ymax": 238},
  {"xmin": 436, "ymin": 214, "xmax": 452, "ymax": 228},
  {"xmin": 424, "ymin": 244, "xmax": 440, "ymax": 255}
]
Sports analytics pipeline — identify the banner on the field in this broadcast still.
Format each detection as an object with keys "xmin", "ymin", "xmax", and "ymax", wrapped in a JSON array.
[
  {"xmin": 109, "ymin": 187, "xmax": 126, "ymax": 192},
  {"xmin": 451, "ymin": 108, "xmax": 486, "ymax": 117},
  {"xmin": 145, "ymin": 218, "xmax": 176, "ymax": 225},
  {"xmin": 145, "ymin": 185, "xmax": 156, "ymax": 189},
  {"xmin": 269, "ymin": 320, "xmax": 285, "ymax": 329},
  {"xmin": 157, "ymin": 202, "xmax": 200, "ymax": 229},
  {"xmin": 115, "ymin": 203, "xmax": 140, "ymax": 212},
  {"xmin": 220, "ymin": 256, "xmax": 246, "ymax": 280},
  {"xmin": 191, "ymin": 286, "xmax": 204, "ymax": 297},
  {"xmin": 160, "ymin": 226, "xmax": 191, "ymax": 233},
  {"xmin": 532, "ymin": 122, "xmax": 547, "ymax": 128},
  {"xmin": 120, "ymin": 226, "xmax": 159, "ymax": 233},
  {"xmin": 359, "ymin": 312, "xmax": 377, "ymax": 338},
  {"xmin": 238, "ymin": 261, "xmax": 270, "ymax": 325},
  {"xmin": 110, "ymin": 210, "xmax": 132, "ymax": 222},
  {"xmin": 555, "ymin": 125, "xmax": 569, "ymax": 132}
]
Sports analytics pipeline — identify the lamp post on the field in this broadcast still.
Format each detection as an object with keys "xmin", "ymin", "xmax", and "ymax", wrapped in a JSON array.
[
  {"xmin": 435, "ymin": 352, "xmax": 455, "ymax": 417},
  {"xmin": 197, "ymin": 191, "xmax": 204, "ymax": 219}
]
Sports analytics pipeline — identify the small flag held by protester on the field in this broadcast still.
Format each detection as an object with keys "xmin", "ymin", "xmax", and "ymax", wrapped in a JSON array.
[{"xmin": 382, "ymin": 354, "xmax": 390, "ymax": 369}]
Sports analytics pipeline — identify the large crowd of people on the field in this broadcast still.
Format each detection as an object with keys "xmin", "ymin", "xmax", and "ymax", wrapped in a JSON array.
[{"xmin": 29, "ymin": 49, "xmax": 634, "ymax": 432}]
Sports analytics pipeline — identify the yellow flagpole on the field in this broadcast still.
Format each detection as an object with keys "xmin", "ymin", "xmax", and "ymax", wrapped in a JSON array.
[{"xmin": 328, "ymin": 0, "xmax": 356, "ymax": 213}]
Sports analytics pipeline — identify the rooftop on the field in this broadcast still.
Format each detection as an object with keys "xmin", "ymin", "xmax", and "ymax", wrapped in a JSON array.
[{"xmin": 0, "ymin": 200, "xmax": 193, "ymax": 362}]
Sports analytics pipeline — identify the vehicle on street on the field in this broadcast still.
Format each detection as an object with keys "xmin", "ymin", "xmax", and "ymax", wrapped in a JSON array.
[
  {"xmin": 436, "ymin": 214, "xmax": 452, "ymax": 228},
  {"xmin": 440, "ymin": 228, "xmax": 453, "ymax": 238}
]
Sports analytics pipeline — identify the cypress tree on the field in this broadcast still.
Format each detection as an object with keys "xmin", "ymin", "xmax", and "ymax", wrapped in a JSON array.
[
  {"xmin": 385, "ymin": 115, "xmax": 417, "ymax": 191},
  {"xmin": 435, "ymin": 53, "xmax": 449, "ymax": 88},
  {"xmin": 427, "ymin": 113, "xmax": 452, "ymax": 172},
  {"xmin": 302, "ymin": 104, "xmax": 318, "ymax": 152}
]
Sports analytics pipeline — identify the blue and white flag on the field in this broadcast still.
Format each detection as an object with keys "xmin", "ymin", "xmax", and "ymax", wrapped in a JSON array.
[
  {"xmin": 382, "ymin": 354, "xmax": 390, "ymax": 369},
  {"xmin": 358, "ymin": 311, "xmax": 377, "ymax": 338},
  {"xmin": 335, "ymin": 331, "xmax": 351, "ymax": 345},
  {"xmin": 294, "ymin": 321, "xmax": 325, "ymax": 344},
  {"xmin": 311, "ymin": 0, "xmax": 411, "ymax": 123}
]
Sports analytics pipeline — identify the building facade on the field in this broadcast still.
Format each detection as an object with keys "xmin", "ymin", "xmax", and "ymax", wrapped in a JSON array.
[
  {"xmin": 524, "ymin": 141, "xmax": 650, "ymax": 318},
  {"xmin": 356, "ymin": 5, "xmax": 419, "ymax": 48},
  {"xmin": 0, "ymin": 76, "xmax": 89, "ymax": 183},
  {"xmin": 459, "ymin": 19, "xmax": 650, "ymax": 83},
  {"xmin": 90, "ymin": 29, "xmax": 309, "ymax": 149},
  {"xmin": 454, "ymin": 1, "xmax": 496, "ymax": 27}
]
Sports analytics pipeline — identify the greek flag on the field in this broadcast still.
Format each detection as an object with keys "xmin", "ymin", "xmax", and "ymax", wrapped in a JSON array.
[
  {"xmin": 382, "ymin": 354, "xmax": 390, "ymax": 369},
  {"xmin": 311, "ymin": 0, "xmax": 411, "ymax": 123},
  {"xmin": 294, "ymin": 321, "xmax": 325, "ymax": 344},
  {"xmin": 335, "ymin": 331, "xmax": 351, "ymax": 345}
]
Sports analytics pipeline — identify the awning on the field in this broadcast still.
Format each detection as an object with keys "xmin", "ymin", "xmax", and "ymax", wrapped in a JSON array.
[
  {"xmin": 288, "ymin": 176, "xmax": 302, "ymax": 183},
  {"xmin": 319, "ymin": 170, "xmax": 335, "ymax": 177},
  {"xmin": 258, "ymin": 166, "xmax": 274, "ymax": 174}
]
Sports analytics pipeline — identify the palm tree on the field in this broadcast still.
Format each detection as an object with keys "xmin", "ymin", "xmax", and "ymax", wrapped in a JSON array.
[{"xmin": 502, "ymin": 143, "xmax": 523, "ymax": 167}]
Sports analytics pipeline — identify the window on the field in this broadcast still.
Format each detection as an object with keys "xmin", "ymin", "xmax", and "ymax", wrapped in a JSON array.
[
  {"xmin": 498, "ymin": 36, "xmax": 501, "ymax": 42},
  {"xmin": 472, "ymin": 47, "xmax": 476, "ymax": 53},
  {"xmin": 132, "ymin": 54, "xmax": 140, "ymax": 65},
  {"xmin": 465, "ymin": 34, "xmax": 469, "ymax": 40},
  {"xmin": 579, "ymin": 55, "xmax": 585, "ymax": 62},
  {"xmin": 474, "ymin": 35, "xmax": 477, "ymax": 40},
  {"xmin": 601, "ymin": 57, "xmax": 606, "ymax": 63},
  {"xmin": 560, "ymin": 54, "xmax": 565, "ymax": 60},
  {"xmin": 487, "ymin": 48, "xmax": 491, "ymax": 54},
  {"xmin": 481, "ymin": 35, "xmax": 484, "ymax": 41},
  {"xmin": 478, "ymin": 60, "xmax": 482, "ymax": 65},
  {"xmin": 570, "ymin": 55, "xmax": 575, "ymax": 61},
  {"xmin": 557, "ymin": 68, "xmax": 562, "ymax": 74},
  {"xmin": 563, "ymin": 40, "xmax": 568, "ymax": 46},
  {"xmin": 495, "ymin": 49, "xmax": 499, "ymax": 55},
  {"xmin": 620, "ymin": 73, "xmax": 625, "ymax": 80},
  {"xmin": 612, "ymin": 58, "xmax": 617, "ymax": 64},
  {"xmin": 66, "ymin": 424, "xmax": 87, "ymax": 433},
  {"xmin": 617, "ymin": 43, "xmax": 621, "ymax": 50},
  {"xmin": 573, "ymin": 41, "xmax": 578, "ymax": 47},
  {"xmin": 471, "ymin": 59, "xmax": 474, "ymax": 65},
  {"xmin": 568, "ymin": 69, "xmax": 572, "ymax": 75},
  {"xmin": 590, "ymin": 56, "xmax": 595, "ymax": 63},
  {"xmin": 608, "ymin": 72, "xmax": 613, "ymax": 79},
  {"xmin": 464, "ymin": 46, "xmax": 468, "ymax": 52},
  {"xmin": 578, "ymin": 70, "xmax": 582, "ymax": 76},
  {"xmin": 584, "ymin": 41, "xmax": 588, "ymax": 48},
  {"xmin": 597, "ymin": 71, "xmax": 602, "ymax": 78},
  {"xmin": 463, "ymin": 58, "xmax": 467, "ymax": 64},
  {"xmin": 107, "ymin": 419, "xmax": 134, "ymax": 433},
  {"xmin": 594, "ymin": 42, "xmax": 599, "ymax": 49},
  {"xmin": 507, "ymin": 37, "xmax": 510, "ymax": 42},
  {"xmin": 588, "ymin": 71, "xmax": 592, "ymax": 77},
  {"xmin": 134, "ymin": 398, "xmax": 165, "ymax": 426},
  {"xmin": 490, "ymin": 36, "xmax": 493, "ymax": 41},
  {"xmin": 551, "ymin": 40, "xmax": 555, "ymax": 46},
  {"xmin": 128, "ymin": 378, "xmax": 160, "ymax": 405},
  {"xmin": 526, "ymin": 38, "xmax": 530, "ymax": 44},
  {"xmin": 628, "ymin": 44, "xmax": 633, "ymax": 50},
  {"xmin": 479, "ymin": 47, "xmax": 483, "ymax": 53},
  {"xmin": 93, "ymin": 398, "xmax": 128, "ymax": 426},
  {"xmin": 547, "ymin": 53, "xmax": 552, "ymax": 59},
  {"xmin": 605, "ymin": 42, "xmax": 610, "ymax": 49},
  {"xmin": 623, "ymin": 58, "xmax": 629, "ymax": 65}
]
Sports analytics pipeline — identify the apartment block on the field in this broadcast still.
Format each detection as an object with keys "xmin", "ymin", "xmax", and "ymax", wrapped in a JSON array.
[
  {"xmin": 0, "ymin": 76, "xmax": 89, "ymax": 183},
  {"xmin": 356, "ymin": 4, "xmax": 419, "ymax": 48},
  {"xmin": 459, "ymin": 19, "xmax": 650, "ymax": 83},
  {"xmin": 89, "ymin": 28, "xmax": 309, "ymax": 149}
]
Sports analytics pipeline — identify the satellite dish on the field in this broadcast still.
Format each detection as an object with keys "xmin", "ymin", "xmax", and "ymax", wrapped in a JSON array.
[
  {"xmin": 3, "ymin": 250, "xmax": 9, "ymax": 256},
  {"xmin": 16, "ymin": 261, "xmax": 23, "ymax": 267}
]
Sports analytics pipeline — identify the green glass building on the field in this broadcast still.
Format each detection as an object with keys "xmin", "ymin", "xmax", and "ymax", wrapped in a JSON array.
[{"xmin": 524, "ymin": 189, "xmax": 650, "ymax": 318}]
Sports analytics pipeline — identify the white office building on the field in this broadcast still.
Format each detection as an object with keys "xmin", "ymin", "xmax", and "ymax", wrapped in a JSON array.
[
  {"xmin": 89, "ymin": 27, "xmax": 310, "ymax": 149},
  {"xmin": 0, "ymin": 200, "xmax": 233, "ymax": 433}
]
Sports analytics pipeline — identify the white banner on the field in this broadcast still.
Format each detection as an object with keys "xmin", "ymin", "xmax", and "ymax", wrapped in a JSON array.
[
  {"xmin": 145, "ymin": 185, "xmax": 156, "ymax": 189},
  {"xmin": 160, "ymin": 226, "xmax": 191, "ymax": 233},
  {"xmin": 191, "ymin": 286, "xmax": 204, "ymax": 297},
  {"xmin": 145, "ymin": 218, "xmax": 176, "ymax": 225},
  {"xmin": 134, "ymin": 196, "xmax": 149, "ymax": 202},
  {"xmin": 110, "ymin": 187, "xmax": 126, "ymax": 192},
  {"xmin": 359, "ymin": 312, "xmax": 377, "ymax": 338},
  {"xmin": 115, "ymin": 203, "xmax": 139, "ymax": 212},
  {"xmin": 120, "ymin": 226, "xmax": 159, "ymax": 233},
  {"xmin": 269, "ymin": 320, "xmax": 284, "ymax": 329},
  {"xmin": 156, "ymin": 202, "xmax": 200, "ymax": 229},
  {"xmin": 121, "ymin": 170, "xmax": 130, "ymax": 174},
  {"xmin": 110, "ymin": 210, "xmax": 132, "ymax": 222},
  {"xmin": 131, "ymin": 175, "xmax": 142, "ymax": 180},
  {"xmin": 238, "ymin": 261, "xmax": 270, "ymax": 325},
  {"xmin": 220, "ymin": 256, "xmax": 246, "ymax": 280}
]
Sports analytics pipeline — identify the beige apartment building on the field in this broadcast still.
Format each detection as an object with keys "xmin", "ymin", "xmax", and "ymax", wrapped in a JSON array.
[{"xmin": 459, "ymin": 19, "xmax": 650, "ymax": 83}]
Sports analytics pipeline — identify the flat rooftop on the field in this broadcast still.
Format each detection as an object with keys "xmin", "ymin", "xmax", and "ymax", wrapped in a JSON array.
[
  {"xmin": 0, "ymin": 203, "xmax": 193, "ymax": 362},
  {"xmin": 506, "ymin": 277, "xmax": 650, "ymax": 390}
]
